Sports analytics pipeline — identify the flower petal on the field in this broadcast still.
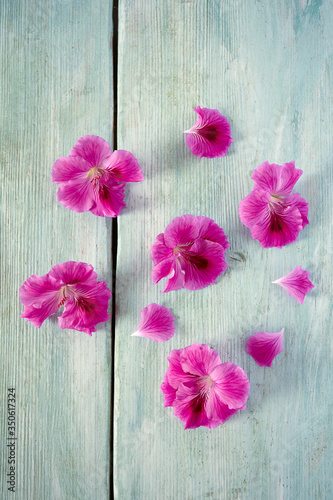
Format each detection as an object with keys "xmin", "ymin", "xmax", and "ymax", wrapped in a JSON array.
[
  {"xmin": 151, "ymin": 234, "xmax": 174, "ymax": 265},
  {"xmin": 58, "ymin": 281, "xmax": 111, "ymax": 335},
  {"xmin": 49, "ymin": 261, "xmax": 97, "ymax": 286},
  {"xmin": 195, "ymin": 216, "xmax": 230, "ymax": 251},
  {"xmin": 211, "ymin": 362, "xmax": 250, "ymax": 410},
  {"xmin": 272, "ymin": 266, "xmax": 314, "ymax": 304},
  {"xmin": 162, "ymin": 260, "xmax": 186, "ymax": 293},
  {"xmin": 163, "ymin": 214, "xmax": 199, "ymax": 249},
  {"xmin": 180, "ymin": 343, "xmax": 221, "ymax": 377},
  {"xmin": 51, "ymin": 156, "xmax": 91, "ymax": 183},
  {"xmin": 172, "ymin": 383, "xmax": 215, "ymax": 429},
  {"xmin": 162, "ymin": 348, "xmax": 196, "ymax": 391},
  {"xmin": 151, "ymin": 257, "xmax": 175, "ymax": 285},
  {"xmin": 239, "ymin": 189, "xmax": 271, "ymax": 229},
  {"xmin": 246, "ymin": 329, "xmax": 284, "ymax": 367},
  {"xmin": 89, "ymin": 179, "xmax": 126, "ymax": 217},
  {"xmin": 250, "ymin": 201, "xmax": 303, "ymax": 248},
  {"xmin": 19, "ymin": 272, "xmax": 63, "ymax": 308},
  {"xmin": 56, "ymin": 177, "xmax": 95, "ymax": 213},
  {"xmin": 105, "ymin": 150, "xmax": 144, "ymax": 182},
  {"xmin": 131, "ymin": 303, "xmax": 175, "ymax": 342},
  {"xmin": 184, "ymin": 106, "xmax": 233, "ymax": 158},
  {"xmin": 181, "ymin": 239, "xmax": 228, "ymax": 290},
  {"xmin": 284, "ymin": 193, "xmax": 309, "ymax": 229},
  {"xmin": 251, "ymin": 161, "xmax": 303, "ymax": 196},
  {"xmin": 69, "ymin": 135, "xmax": 112, "ymax": 167}
]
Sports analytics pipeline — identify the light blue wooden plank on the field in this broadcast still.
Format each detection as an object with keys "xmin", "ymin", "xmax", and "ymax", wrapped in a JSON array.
[
  {"xmin": 115, "ymin": 1, "xmax": 333, "ymax": 498},
  {"xmin": 0, "ymin": 1, "xmax": 113, "ymax": 498}
]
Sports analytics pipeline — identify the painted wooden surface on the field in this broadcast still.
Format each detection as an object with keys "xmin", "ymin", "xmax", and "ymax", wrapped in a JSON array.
[
  {"xmin": 1, "ymin": 1, "xmax": 113, "ymax": 499},
  {"xmin": 115, "ymin": 1, "xmax": 333, "ymax": 499}
]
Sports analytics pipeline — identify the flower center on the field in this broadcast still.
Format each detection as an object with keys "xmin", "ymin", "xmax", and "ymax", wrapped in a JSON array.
[
  {"xmin": 88, "ymin": 167, "xmax": 104, "ymax": 188},
  {"xmin": 57, "ymin": 285, "xmax": 71, "ymax": 308}
]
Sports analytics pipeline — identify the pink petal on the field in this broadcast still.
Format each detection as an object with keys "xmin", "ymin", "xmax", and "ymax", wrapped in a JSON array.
[
  {"xmin": 58, "ymin": 281, "xmax": 111, "ymax": 335},
  {"xmin": 51, "ymin": 156, "xmax": 91, "ymax": 183},
  {"xmin": 211, "ymin": 362, "xmax": 250, "ymax": 410},
  {"xmin": 239, "ymin": 189, "xmax": 271, "ymax": 229},
  {"xmin": 246, "ymin": 329, "xmax": 284, "ymax": 367},
  {"xmin": 19, "ymin": 272, "xmax": 63, "ymax": 308},
  {"xmin": 250, "ymin": 202, "xmax": 303, "ymax": 248},
  {"xmin": 239, "ymin": 190, "xmax": 304, "ymax": 249},
  {"xmin": 49, "ymin": 261, "xmax": 97, "ymax": 287},
  {"xmin": 195, "ymin": 216, "xmax": 230, "ymax": 251},
  {"xmin": 131, "ymin": 303, "xmax": 175, "ymax": 342},
  {"xmin": 184, "ymin": 106, "xmax": 233, "ymax": 158},
  {"xmin": 180, "ymin": 343, "xmax": 221, "ymax": 376},
  {"xmin": 56, "ymin": 177, "xmax": 95, "ymax": 213},
  {"xmin": 105, "ymin": 150, "xmax": 144, "ymax": 182},
  {"xmin": 172, "ymin": 383, "xmax": 216, "ymax": 429},
  {"xmin": 151, "ymin": 234, "xmax": 174, "ymax": 265},
  {"xmin": 181, "ymin": 239, "xmax": 228, "ymax": 290},
  {"xmin": 163, "ymin": 214, "xmax": 199, "ymax": 249},
  {"xmin": 163, "ymin": 348, "xmax": 195, "ymax": 391},
  {"xmin": 284, "ymin": 193, "xmax": 309, "ymax": 229},
  {"xmin": 151, "ymin": 257, "xmax": 175, "ymax": 285},
  {"xmin": 89, "ymin": 179, "xmax": 126, "ymax": 217},
  {"xmin": 69, "ymin": 135, "xmax": 112, "ymax": 167},
  {"xmin": 251, "ymin": 161, "xmax": 303, "ymax": 196},
  {"xmin": 272, "ymin": 266, "xmax": 314, "ymax": 304},
  {"xmin": 162, "ymin": 260, "xmax": 185, "ymax": 293}
]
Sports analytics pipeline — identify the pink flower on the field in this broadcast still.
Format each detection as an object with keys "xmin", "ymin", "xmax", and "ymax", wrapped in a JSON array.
[
  {"xmin": 19, "ymin": 261, "xmax": 111, "ymax": 335},
  {"xmin": 272, "ymin": 266, "xmax": 314, "ymax": 304},
  {"xmin": 239, "ymin": 161, "xmax": 309, "ymax": 248},
  {"xmin": 184, "ymin": 106, "xmax": 233, "ymax": 158},
  {"xmin": 51, "ymin": 135, "xmax": 143, "ymax": 217},
  {"xmin": 161, "ymin": 343, "xmax": 250, "ymax": 429},
  {"xmin": 131, "ymin": 303, "xmax": 175, "ymax": 342},
  {"xmin": 246, "ymin": 329, "xmax": 284, "ymax": 367},
  {"xmin": 151, "ymin": 215, "xmax": 230, "ymax": 292}
]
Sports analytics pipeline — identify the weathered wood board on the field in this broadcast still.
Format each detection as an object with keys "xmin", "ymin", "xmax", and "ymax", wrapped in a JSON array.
[
  {"xmin": 1, "ymin": 1, "xmax": 113, "ymax": 498},
  {"xmin": 115, "ymin": 1, "xmax": 333, "ymax": 499}
]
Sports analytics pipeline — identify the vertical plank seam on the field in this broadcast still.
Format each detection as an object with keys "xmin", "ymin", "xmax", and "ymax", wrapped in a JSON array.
[{"xmin": 110, "ymin": 0, "xmax": 119, "ymax": 498}]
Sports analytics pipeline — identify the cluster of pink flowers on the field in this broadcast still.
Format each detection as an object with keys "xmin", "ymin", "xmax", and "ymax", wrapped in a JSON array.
[{"xmin": 20, "ymin": 107, "xmax": 315, "ymax": 430}]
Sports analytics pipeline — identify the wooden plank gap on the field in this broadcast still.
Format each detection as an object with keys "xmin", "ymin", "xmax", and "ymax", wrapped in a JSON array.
[{"xmin": 110, "ymin": 0, "xmax": 119, "ymax": 498}]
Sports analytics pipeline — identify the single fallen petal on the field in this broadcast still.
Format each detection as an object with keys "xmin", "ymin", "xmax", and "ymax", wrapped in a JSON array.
[
  {"xmin": 161, "ymin": 343, "xmax": 250, "ymax": 429},
  {"xmin": 272, "ymin": 266, "xmax": 314, "ymax": 304},
  {"xmin": 246, "ymin": 329, "xmax": 284, "ymax": 367},
  {"xmin": 131, "ymin": 303, "xmax": 175, "ymax": 342},
  {"xmin": 184, "ymin": 106, "xmax": 233, "ymax": 158}
]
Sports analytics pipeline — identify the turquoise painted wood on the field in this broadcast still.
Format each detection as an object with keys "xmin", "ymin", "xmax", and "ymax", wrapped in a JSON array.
[
  {"xmin": 115, "ymin": 1, "xmax": 333, "ymax": 499},
  {"xmin": 1, "ymin": 1, "xmax": 113, "ymax": 499}
]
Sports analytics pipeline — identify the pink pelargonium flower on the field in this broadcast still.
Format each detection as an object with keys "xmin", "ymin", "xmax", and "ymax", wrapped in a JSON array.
[
  {"xmin": 51, "ymin": 135, "xmax": 143, "ymax": 217},
  {"xmin": 19, "ymin": 261, "xmax": 111, "ymax": 335},
  {"xmin": 184, "ymin": 106, "xmax": 233, "ymax": 158},
  {"xmin": 131, "ymin": 303, "xmax": 175, "ymax": 342},
  {"xmin": 161, "ymin": 343, "xmax": 250, "ymax": 429},
  {"xmin": 151, "ymin": 215, "xmax": 230, "ymax": 292},
  {"xmin": 239, "ymin": 161, "xmax": 309, "ymax": 248},
  {"xmin": 272, "ymin": 266, "xmax": 314, "ymax": 304},
  {"xmin": 246, "ymin": 329, "xmax": 284, "ymax": 367}
]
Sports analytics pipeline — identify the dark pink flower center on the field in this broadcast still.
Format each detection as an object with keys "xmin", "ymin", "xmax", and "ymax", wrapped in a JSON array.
[
  {"xmin": 174, "ymin": 244, "xmax": 208, "ymax": 270},
  {"xmin": 88, "ymin": 167, "xmax": 104, "ymax": 188}
]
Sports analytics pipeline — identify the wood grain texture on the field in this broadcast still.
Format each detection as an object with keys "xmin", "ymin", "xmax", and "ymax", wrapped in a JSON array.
[
  {"xmin": 115, "ymin": 1, "xmax": 333, "ymax": 499},
  {"xmin": 0, "ymin": 1, "xmax": 113, "ymax": 498}
]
